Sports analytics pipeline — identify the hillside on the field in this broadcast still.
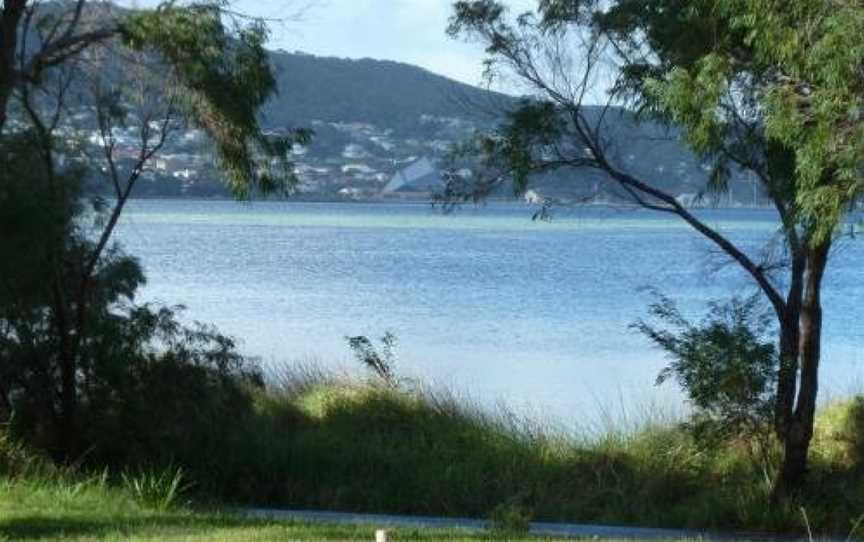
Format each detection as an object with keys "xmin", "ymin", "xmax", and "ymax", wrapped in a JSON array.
[
  {"xmin": 254, "ymin": 52, "xmax": 750, "ymax": 204},
  {"xmin": 72, "ymin": 49, "xmax": 755, "ymax": 202},
  {"xmin": 14, "ymin": 6, "xmax": 749, "ymax": 202},
  {"xmin": 263, "ymin": 51, "xmax": 509, "ymax": 134}
]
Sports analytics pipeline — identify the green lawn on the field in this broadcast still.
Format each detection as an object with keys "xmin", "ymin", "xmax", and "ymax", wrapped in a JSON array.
[{"xmin": 0, "ymin": 477, "xmax": 572, "ymax": 541}]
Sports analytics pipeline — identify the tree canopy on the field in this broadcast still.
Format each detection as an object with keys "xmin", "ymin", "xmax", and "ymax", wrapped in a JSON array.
[
  {"xmin": 448, "ymin": 0, "xmax": 864, "ymax": 497},
  {"xmin": 0, "ymin": 0, "xmax": 307, "ymax": 459}
]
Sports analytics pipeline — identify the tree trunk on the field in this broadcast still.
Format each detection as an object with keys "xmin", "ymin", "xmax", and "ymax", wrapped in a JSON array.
[
  {"xmin": 57, "ymin": 334, "xmax": 78, "ymax": 462},
  {"xmin": 773, "ymin": 242, "xmax": 830, "ymax": 500},
  {"xmin": 775, "ymin": 255, "xmax": 804, "ymax": 437},
  {"xmin": 0, "ymin": 386, "xmax": 11, "ymax": 424},
  {"xmin": 0, "ymin": 0, "xmax": 26, "ymax": 134},
  {"xmin": 0, "ymin": 84, "xmax": 10, "ymax": 133},
  {"xmin": 50, "ymin": 277, "xmax": 79, "ymax": 463}
]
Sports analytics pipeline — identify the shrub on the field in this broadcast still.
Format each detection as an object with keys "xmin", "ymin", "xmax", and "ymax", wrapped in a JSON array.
[
  {"xmin": 346, "ymin": 331, "xmax": 400, "ymax": 387},
  {"xmin": 488, "ymin": 501, "xmax": 533, "ymax": 535},
  {"xmin": 79, "ymin": 305, "xmax": 262, "ymax": 465},
  {"xmin": 633, "ymin": 294, "xmax": 777, "ymax": 442},
  {"xmin": 121, "ymin": 467, "xmax": 190, "ymax": 511},
  {"xmin": 0, "ymin": 427, "xmax": 42, "ymax": 479}
]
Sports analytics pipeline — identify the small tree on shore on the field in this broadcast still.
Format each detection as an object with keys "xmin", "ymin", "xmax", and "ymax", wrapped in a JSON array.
[
  {"xmin": 0, "ymin": 0, "xmax": 309, "ymax": 460},
  {"xmin": 633, "ymin": 294, "xmax": 779, "ymax": 479},
  {"xmin": 448, "ymin": 0, "xmax": 864, "ymax": 498}
]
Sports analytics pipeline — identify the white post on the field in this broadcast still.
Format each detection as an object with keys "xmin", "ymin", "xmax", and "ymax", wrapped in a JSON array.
[{"xmin": 375, "ymin": 529, "xmax": 388, "ymax": 542}]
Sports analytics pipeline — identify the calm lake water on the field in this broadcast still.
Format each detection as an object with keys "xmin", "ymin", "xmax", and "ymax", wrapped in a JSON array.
[{"xmin": 116, "ymin": 200, "xmax": 864, "ymax": 428}]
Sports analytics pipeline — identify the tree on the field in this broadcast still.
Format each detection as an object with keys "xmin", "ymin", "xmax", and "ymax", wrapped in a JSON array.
[
  {"xmin": 448, "ymin": 0, "xmax": 863, "ymax": 497},
  {"xmin": 0, "ymin": 0, "xmax": 308, "ymax": 459},
  {"xmin": 634, "ymin": 294, "xmax": 779, "ymax": 476}
]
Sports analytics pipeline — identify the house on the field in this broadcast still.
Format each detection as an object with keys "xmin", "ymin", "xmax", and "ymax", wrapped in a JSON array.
[
  {"xmin": 172, "ymin": 168, "xmax": 197, "ymax": 180},
  {"xmin": 381, "ymin": 157, "xmax": 443, "ymax": 195},
  {"xmin": 342, "ymin": 163, "xmax": 376, "ymax": 175}
]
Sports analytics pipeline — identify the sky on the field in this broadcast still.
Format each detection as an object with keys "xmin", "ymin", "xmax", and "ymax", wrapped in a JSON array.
[{"xmin": 222, "ymin": 0, "xmax": 536, "ymax": 88}]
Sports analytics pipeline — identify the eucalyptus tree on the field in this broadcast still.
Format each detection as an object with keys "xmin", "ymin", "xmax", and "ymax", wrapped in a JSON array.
[
  {"xmin": 448, "ymin": 0, "xmax": 864, "ymax": 497},
  {"xmin": 0, "ymin": 0, "xmax": 308, "ymax": 459}
]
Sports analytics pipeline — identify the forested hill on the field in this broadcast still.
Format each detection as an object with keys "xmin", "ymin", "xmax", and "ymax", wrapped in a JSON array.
[
  {"xmin": 262, "ymin": 51, "xmax": 510, "ymax": 133},
  {"xmin": 126, "ymin": 50, "xmax": 748, "ymax": 201}
]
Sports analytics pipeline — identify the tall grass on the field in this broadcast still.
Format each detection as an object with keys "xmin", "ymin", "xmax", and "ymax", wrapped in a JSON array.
[
  {"xmin": 4, "ymin": 363, "xmax": 864, "ymax": 536},
  {"xmin": 121, "ymin": 467, "xmax": 190, "ymax": 511},
  {"xmin": 236, "ymin": 363, "xmax": 864, "ymax": 535},
  {"xmin": 0, "ymin": 430, "xmax": 190, "ymax": 515}
]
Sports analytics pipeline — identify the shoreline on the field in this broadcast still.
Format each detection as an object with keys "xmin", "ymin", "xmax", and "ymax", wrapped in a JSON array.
[{"xmin": 121, "ymin": 194, "xmax": 784, "ymax": 211}]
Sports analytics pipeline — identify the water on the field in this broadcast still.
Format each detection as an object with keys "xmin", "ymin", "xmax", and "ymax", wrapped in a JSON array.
[{"xmin": 115, "ymin": 200, "xmax": 864, "ymax": 428}]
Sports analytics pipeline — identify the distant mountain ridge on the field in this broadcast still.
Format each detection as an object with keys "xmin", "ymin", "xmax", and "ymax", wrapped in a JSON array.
[
  {"xmin": 136, "ymin": 49, "xmax": 756, "ymax": 202},
  {"xmin": 263, "ymin": 51, "xmax": 510, "ymax": 134},
  {"xmin": 260, "ymin": 51, "xmax": 727, "ymax": 200}
]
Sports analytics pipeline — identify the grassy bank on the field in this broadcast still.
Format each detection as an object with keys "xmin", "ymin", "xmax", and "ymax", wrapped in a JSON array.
[
  {"xmin": 0, "ymin": 474, "xmax": 561, "ymax": 541},
  {"xmin": 179, "ymin": 365, "xmax": 864, "ymax": 536},
  {"xmin": 4, "ymin": 366, "xmax": 864, "ymax": 537}
]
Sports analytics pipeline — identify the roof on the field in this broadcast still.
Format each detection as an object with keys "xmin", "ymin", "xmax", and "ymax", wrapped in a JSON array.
[{"xmin": 383, "ymin": 157, "xmax": 442, "ymax": 192}]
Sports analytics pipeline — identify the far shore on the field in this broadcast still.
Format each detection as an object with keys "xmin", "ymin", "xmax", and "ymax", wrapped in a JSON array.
[{"xmin": 123, "ymin": 193, "xmax": 783, "ymax": 211}]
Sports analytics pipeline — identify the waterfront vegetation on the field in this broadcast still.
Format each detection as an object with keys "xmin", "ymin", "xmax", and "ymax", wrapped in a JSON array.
[
  {"xmin": 3, "ymin": 364, "xmax": 864, "ymax": 538},
  {"xmin": 0, "ymin": 465, "xmax": 544, "ymax": 541},
  {"xmin": 4, "ymin": 0, "xmax": 864, "ymax": 538}
]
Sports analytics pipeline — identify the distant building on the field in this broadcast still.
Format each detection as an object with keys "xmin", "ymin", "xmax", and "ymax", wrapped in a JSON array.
[
  {"xmin": 338, "ymin": 187, "xmax": 364, "ymax": 199},
  {"xmin": 676, "ymin": 192, "xmax": 701, "ymax": 207},
  {"xmin": 382, "ymin": 157, "xmax": 442, "ymax": 194},
  {"xmin": 342, "ymin": 163, "xmax": 376, "ymax": 175},
  {"xmin": 524, "ymin": 190, "xmax": 545, "ymax": 205},
  {"xmin": 172, "ymin": 168, "xmax": 197, "ymax": 180},
  {"xmin": 342, "ymin": 143, "xmax": 367, "ymax": 159},
  {"xmin": 370, "ymin": 136, "xmax": 395, "ymax": 151}
]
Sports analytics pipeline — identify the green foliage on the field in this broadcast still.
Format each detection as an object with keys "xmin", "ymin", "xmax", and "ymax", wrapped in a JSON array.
[
  {"xmin": 77, "ymin": 304, "xmax": 264, "ymax": 471},
  {"xmin": 449, "ymin": 0, "xmax": 857, "ymax": 495},
  {"xmin": 121, "ymin": 467, "xmax": 189, "ymax": 512},
  {"xmin": 441, "ymin": 98, "xmax": 604, "ymax": 203},
  {"xmin": 0, "ymin": 471, "xmax": 554, "ymax": 542},
  {"xmin": 643, "ymin": 54, "xmax": 730, "ymax": 155},
  {"xmin": 0, "ymin": 136, "xmax": 147, "ymax": 451},
  {"xmin": 0, "ymin": 429, "xmax": 43, "ymax": 479},
  {"xmin": 494, "ymin": 100, "xmax": 565, "ymax": 193},
  {"xmin": 812, "ymin": 398, "xmax": 864, "ymax": 469},
  {"xmin": 212, "ymin": 370, "xmax": 864, "ymax": 533},
  {"xmin": 488, "ymin": 501, "xmax": 533, "ymax": 535},
  {"xmin": 3, "ymin": 288, "xmax": 267, "ymax": 481},
  {"xmin": 633, "ymin": 295, "xmax": 778, "ymax": 442},
  {"xmin": 446, "ymin": 2, "xmax": 743, "ymax": 204},
  {"xmin": 1, "ymin": 1, "xmax": 309, "ymax": 461},
  {"xmin": 0, "ymin": 133, "xmax": 82, "ymax": 310},
  {"xmin": 346, "ymin": 331, "xmax": 399, "ymax": 387},
  {"xmin": 643, "ymin": 0, "xmax": 864, "ymax": 242},
  {"xmin": 533, "ymin": 0, "xmax": 864, "ymax": 242},
  {"xmin": 121, "ymin": 2, "xmax": 310, "ymax": 197},
  {"xmin": 6, "ymin": 369, "xmax": 864, "ymax": 534},
  {"xmin": 0, "ymin": 134, "xmax": 265, "ymax": 476}
]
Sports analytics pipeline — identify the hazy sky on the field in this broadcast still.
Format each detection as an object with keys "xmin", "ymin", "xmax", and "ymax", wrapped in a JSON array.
[{"xmin": 221, "ymin": 0, "xmax": 536, "ymax": 88}]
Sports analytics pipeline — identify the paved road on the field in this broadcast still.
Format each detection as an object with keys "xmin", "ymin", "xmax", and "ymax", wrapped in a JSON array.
[{"xmin": 239, "ymin": 507, "xmax": 829, "ymax": 541}]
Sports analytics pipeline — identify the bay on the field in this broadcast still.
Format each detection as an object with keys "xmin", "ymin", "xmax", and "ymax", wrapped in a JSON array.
[{"xmin": 115, "ymin": 200, "xmax": 864, "ymax": 429}]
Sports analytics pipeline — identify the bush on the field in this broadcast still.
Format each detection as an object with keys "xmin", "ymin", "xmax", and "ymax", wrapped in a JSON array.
[
  {"xmin": 488, "ymin": 501, "xmax": 533, "ymax": 535},
  {"xmin": 77, "ymin": 304, "xmax": 263, "ymax": 471},
  {"xmin": 633, "ymin": 294, "xmax": 777, "ymax": 443},
  {"xmin": 0, "ymin": 142, "xmax": 267, "ymax": 491},
  {"xmin": 346, "ymin": 331, "xmax": 400, "ymax": 387},
  {"xmin": 0, "ymin": 428, "xmax": 44, "ymax": 479}
]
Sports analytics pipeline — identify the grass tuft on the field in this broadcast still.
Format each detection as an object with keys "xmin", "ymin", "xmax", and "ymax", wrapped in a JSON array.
[
  {"xmin": 5, "ymin": 364, "xmax": 864, "ymax": 536},
  {"xmin": 121, "ymin": 467, "xmax": 190, "ymax": 512}
]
